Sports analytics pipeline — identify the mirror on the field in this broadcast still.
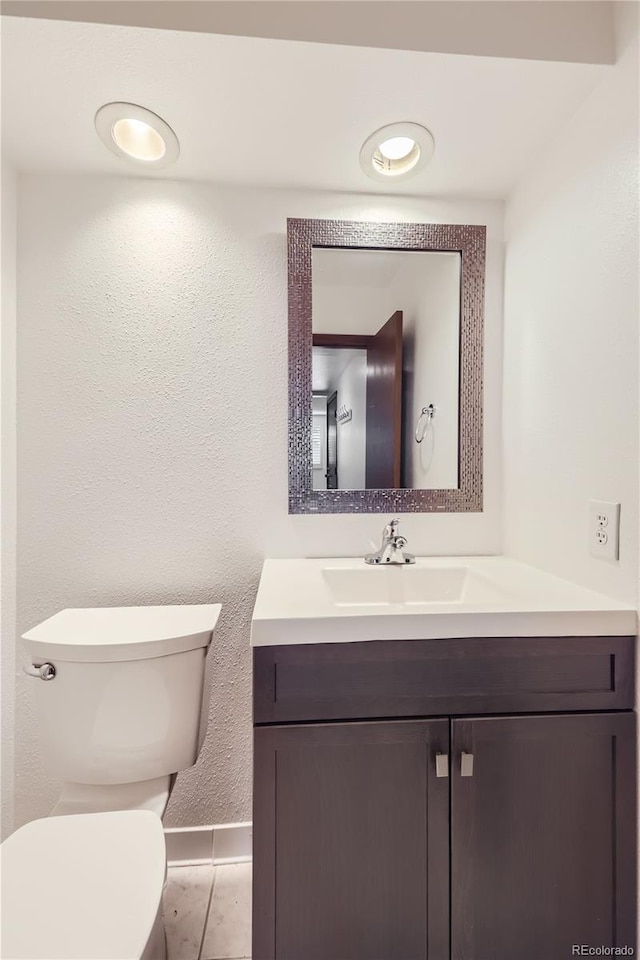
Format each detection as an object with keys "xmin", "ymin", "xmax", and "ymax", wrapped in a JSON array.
[
  {"xmin": 287, "ymin": 218, "xmax": 485, "ymax": 515},
  {"xmin": 311, "ymin": 247, "xmax": 461, "ymax": 492}
]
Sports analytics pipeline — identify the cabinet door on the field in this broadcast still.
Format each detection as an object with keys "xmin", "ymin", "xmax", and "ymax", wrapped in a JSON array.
[
  {"xmin": 451, "ymin": 712, "xmax": 636, "ymax": 960},
  {"xmin": 253, "ymin": 719, "xmax": 450, "ymax": 960}
]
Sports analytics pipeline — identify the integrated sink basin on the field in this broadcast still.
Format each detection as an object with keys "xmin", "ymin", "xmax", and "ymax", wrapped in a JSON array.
[
  {"xmin": 322, "ymin": 565, "xmax": 471, "ymax": 606},
  {"xmin": 251, "ymin": 555, "xmax": 636, "ymax": 646}
]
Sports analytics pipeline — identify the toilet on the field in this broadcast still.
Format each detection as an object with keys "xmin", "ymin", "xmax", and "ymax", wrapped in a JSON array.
[
  {"xmin": 1, "ymin": 811, "xmax": 168, "ymax": 960},
  {"xmin": 1, "ymin": 603, "xmax": 221, "ymax": 960}
]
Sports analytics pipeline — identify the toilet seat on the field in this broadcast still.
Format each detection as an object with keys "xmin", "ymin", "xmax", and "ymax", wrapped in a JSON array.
[{"xmin": 0, "ymin": 810, "xmax": 166, "ymax": 959}]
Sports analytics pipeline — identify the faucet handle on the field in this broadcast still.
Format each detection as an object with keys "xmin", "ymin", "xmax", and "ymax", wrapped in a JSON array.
[
  {"xmin": 384, "ymin": 518, "xmax": 401, "ymax": 538},
  {"xmin": 365, "ymin": 518, "xmax": 414, "ymax": 564}
]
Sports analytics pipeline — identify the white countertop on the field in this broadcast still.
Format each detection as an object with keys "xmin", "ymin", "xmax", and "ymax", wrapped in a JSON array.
[{"xmin": 251, "ymin": 555, "xmax": 637, "ymax": 646}]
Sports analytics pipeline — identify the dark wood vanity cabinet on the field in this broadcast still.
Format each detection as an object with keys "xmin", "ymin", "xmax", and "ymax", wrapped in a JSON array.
[
  {"xmin": 254, "ymin": 719, "xmax": 450, "ymax": 960},
  {"xmin": 451, "ymin": 712, "xmax": 636, "ymax": 960},
  {"xmin": 252, "ymin": 637, "xmax": 637, "ymax": 960}
]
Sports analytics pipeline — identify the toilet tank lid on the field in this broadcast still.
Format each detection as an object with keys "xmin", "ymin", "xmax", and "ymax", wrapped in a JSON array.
[
  {"xmin": 1, "ymin": 810, "xmax": 166, "ymax": 960},
  {"xmin": 22, "ymin": 603, "xmax": 222, "ymax": 662}
]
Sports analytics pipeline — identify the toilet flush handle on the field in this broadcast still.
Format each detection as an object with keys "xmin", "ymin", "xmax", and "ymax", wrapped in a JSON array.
[{"xmin": 24, "ymin": 662, "xmax": 56, "ymax": 681}]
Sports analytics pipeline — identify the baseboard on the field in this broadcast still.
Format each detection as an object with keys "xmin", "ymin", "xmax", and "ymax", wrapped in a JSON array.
[
  {"xmin": 212, "ymin": 821, "xmax": 253, "ymax": 865},
  {"xmin": 164, "ymin": 821, "xmax": 252, "ymax": 866}
]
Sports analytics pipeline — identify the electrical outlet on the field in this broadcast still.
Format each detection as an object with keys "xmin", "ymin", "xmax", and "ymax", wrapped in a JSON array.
[{"xmin": 589, "ymin": 500, "xmax": 620, "ymax": 561}]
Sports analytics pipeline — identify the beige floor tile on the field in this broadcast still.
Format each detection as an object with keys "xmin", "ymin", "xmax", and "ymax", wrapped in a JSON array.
[
  {"xmin": 201, "ymin": 861, "xmax": 252, "ymax": 960},
  {"xmin": 164, "ymin": 863, "xmax": 215, "ymax": 960}
]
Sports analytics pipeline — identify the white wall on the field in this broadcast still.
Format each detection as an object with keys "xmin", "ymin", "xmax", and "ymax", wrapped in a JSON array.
[
  {"xmin": 390, "ymin": 253, "xmax": 460, "ymax": 489},
  {"xmin": 335, "ymin": 353, "xmax": 367, "ymax": 489},
  {"xmin": 311, "ymin": 394, "xmax": 327, "ymax": 491},
  {"xmin": 1, "ymin": 161, "xmax": 17, "ymax": 840},
  {"xmin": 3, "ymin": 1, "xmax": 615, "ymax": 65},
  {"xmin": 14, "ymin": 175, "xmax": 503, "ymax": 828},
  {"xmin": 503, "ymin": 21, "xmax": 639, "ymax": 602}
]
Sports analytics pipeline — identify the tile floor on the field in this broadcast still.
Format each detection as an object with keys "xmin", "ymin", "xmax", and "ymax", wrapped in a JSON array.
[{"xmin": 163, "ymin": 861, "xmax": 252, "ymax": 960}]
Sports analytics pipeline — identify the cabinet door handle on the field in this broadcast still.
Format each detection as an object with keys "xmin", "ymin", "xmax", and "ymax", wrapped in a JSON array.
[
  {"xmin": 461, "ymin": 752, "xmax": 474, "ymax": 777},
  {"xmin": 435, "ymin": 753, "xmax": 449, "ymax": 778}
]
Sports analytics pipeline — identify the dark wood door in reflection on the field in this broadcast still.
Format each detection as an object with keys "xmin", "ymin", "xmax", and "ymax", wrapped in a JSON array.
[
  {"xmin": 365, "ymin": 310, "xmax": 403, "ymax": 488},
  {"xmin": 451, "ymin": 712, "xmax": 636, "ymax": 960}
]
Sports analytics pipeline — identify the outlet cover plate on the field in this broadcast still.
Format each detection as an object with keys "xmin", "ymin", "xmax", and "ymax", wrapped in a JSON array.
[{"xmin": 589, "ymin": 500, "xmax": 620, "ymax": 562}]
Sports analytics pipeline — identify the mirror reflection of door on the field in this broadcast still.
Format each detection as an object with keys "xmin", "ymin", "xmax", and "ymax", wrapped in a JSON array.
[
  {"xmin": 365, "ymin": 311, "xmax": 402, "ymax": 488},
  {"xmin": 311, "ymin": 317, "xmax": 402, "ymax": 492},
  {"xmin": 311, "ymin": 247, "xmax": 461, "ymax": 491}
]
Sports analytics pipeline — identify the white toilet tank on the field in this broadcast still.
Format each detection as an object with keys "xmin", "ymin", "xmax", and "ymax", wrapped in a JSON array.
[{"xmin": 22, "ymin": 605, "xmax": 221, "ymax": 785}]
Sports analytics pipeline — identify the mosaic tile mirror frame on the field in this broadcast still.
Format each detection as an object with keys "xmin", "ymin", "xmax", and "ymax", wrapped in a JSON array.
[{"xmin": 287, "ymin": 217, "xmax": 486, "ymax": 514}]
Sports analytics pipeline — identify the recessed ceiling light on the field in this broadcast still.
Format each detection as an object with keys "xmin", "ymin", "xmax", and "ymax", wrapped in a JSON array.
[
  {"xmin": 360, "ymin": 122, "xmax": 435, "ymax": 183},
  {"xmin": 94, "ymin": 102, "xmax": 180, "ymax": 167},
  {"xmin": 378, "ymin": 136, "xmax": 416, "ymax": 161}
]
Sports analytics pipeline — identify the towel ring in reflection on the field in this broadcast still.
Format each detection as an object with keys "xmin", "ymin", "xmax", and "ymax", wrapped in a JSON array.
[{"xmin": 415, "ymin": 404, "xmax": 436, "ymax": 443}]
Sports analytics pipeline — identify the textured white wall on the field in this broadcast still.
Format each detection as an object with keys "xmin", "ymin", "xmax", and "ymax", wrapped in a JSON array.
[
  {"xmin": 15, "ymin": 176, "xmax": 503, "ymax": 828},
  {"xmin": 1, "ymin": 161, "xmax": 17, "ymax": 840},
  {"xmin": 503, "ymin": 26, "xmax": 639, "ymax": 602}
]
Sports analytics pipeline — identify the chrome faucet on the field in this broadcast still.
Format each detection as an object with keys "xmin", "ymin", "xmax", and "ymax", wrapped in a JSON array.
[{"xmin": 365, "ymin": 519, "xmax": 415, "ymax": 565}]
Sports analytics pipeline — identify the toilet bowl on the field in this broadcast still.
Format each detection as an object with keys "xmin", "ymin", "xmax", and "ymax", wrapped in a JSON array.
[
  {"xmin": 1, "ymin": 810, "xmax": 167, "ymax": 960},
  {"xmin": 3, "ymin": 603, "xmax": 222, "ymax": 960}
]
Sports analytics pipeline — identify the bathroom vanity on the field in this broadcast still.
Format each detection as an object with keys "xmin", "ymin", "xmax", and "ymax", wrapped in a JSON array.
[{"xmin": 251, "ymin": 557, "xmax": 637, "ymax": 960}]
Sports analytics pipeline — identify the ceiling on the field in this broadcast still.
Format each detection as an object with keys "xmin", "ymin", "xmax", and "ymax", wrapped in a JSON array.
[
  {"xmin": 312, "ymin": 347, "xmax": 365, "ymax": 394},
  {"xmin": 1, "ymin": 15, "xmax": 608, "ymax": 198}
]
